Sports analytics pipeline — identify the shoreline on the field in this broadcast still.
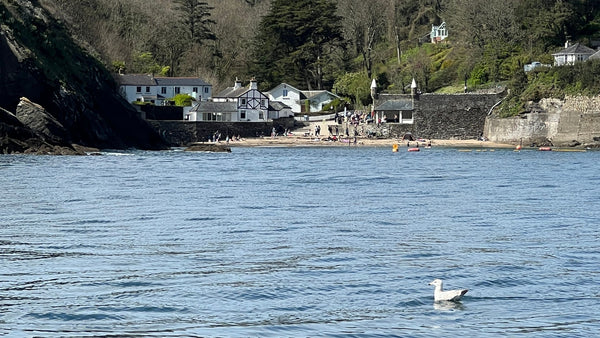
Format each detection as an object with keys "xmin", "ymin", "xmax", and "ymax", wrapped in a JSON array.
[{"xmin": 212, "ymin": 135, "xmax": 516, "ymax": 149}]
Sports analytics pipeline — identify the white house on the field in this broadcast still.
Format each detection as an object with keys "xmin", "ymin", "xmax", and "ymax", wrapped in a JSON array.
[
  {"xmin": 552, "ymin": 41, "xmax": 596, "ymax": 66},
  {"xmin": 430, "ymin": 22, "xmax": 448, "ymax": 44},
  {"xmin": 117, "ymin": 74, "xmax": 212, "ymax": 105},
  {"xmin": 188, "ymin": 79, "xmax": 291, "ymax": 122},
  {"xmin": 266, "ymin": 83, "xmax": 340, "ymax": 114}
]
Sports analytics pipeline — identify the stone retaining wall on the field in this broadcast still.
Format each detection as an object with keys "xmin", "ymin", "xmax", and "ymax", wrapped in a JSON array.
[
  {"xmin": 484, "ymin": 96, "xmax": 600, "ymax": 146},
  {"xmin": 378, "ymin": 93, "xmax": 504, "ymax": 140},
  {"xmin": 149, "ymin": 118, "xmax": 296, "ymax": 146}
]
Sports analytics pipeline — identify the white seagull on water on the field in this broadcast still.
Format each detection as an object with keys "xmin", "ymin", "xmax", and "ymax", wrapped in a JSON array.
[{"xmin": 429, "ymin": 279, "xmax": 468, "ymax": 302}]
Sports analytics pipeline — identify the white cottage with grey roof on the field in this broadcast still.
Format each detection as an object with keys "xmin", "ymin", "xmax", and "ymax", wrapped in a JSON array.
[
  {"xmin": 266, "ymin": 83, "xmax": 340, "ymax": 114},
  {"xmin": 117, "ymin": 74, "xmax": 212, "ymax": 105},
  {"xmin": 552, "ymin": 41, "xmax": 596, "ymax": 66}
]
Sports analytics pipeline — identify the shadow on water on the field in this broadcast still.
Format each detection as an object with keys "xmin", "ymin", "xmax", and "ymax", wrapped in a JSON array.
[{"xmin": 433, "ymin": 301, "xmax": 466, "ymax": 311}]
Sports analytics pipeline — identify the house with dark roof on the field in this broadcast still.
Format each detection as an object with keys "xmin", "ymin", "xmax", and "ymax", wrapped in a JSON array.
[
  {"xmin": 187, "ymin": 79, "xmax": 291, "ymax": 122},
  {"xmin": 552, "ymin": 41, "xmax": 596, "ymax": 66},
  {"xmin": 117, "ymin": 74, "xmax": 212, "ymax": 106},
  {"xmin": 374, "ymin": 98, "xmax": 415, "ymax": 124}
]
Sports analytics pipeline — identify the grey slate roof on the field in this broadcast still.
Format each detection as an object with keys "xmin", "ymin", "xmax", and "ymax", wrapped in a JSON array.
[
  {"xmin": 117, "ymin": 74, "xmax": 157, "ymax": 86},
  {"xmin": 155, "ymin": 77, "xmax": 210, "ymax": 86},
  {"xmin": 552, "ymin": 43, "xmax": 596, "ymax": 56},
  {"xmin": 269, "ymin": 101, "xmax": 291, "ymax": 111},
  {"xmin": 190, "ymin": 101, "xmax": 237, "ymax": 113},
  {"xmin": 375, "ymin": 100, "xmax": 414, "ymax": 111},
  {"xmin": 589, "ymin": 50, "xmax": 600, "ymax": 60},
  {"xmin": 116, "ymin": 74, "xmax": 210, "ymax": 86},
  {"xmin": 215, "ymin": 86, "xmax": 249, "ymax": 98},
  {"xmin": 303, "ymin": 90, "xmax": 339, "ymax": 99}
]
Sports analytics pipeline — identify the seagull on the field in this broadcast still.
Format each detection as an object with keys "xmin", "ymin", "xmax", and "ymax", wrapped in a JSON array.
[{"xmin": 429, "ymin": 279, "xmax": 468, "ymax": 302}]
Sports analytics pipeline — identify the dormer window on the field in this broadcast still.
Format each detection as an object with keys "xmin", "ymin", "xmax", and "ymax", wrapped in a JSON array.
[{"xmin": 283, "ymin": 89, "xmax": 288, "ymax": 97}]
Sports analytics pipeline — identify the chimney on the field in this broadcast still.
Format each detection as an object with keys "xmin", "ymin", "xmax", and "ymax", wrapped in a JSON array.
[
  {"xmin": 234, "ymin": 77, "xmax": 242, "ymax": 90},
  {"xmin": 249, "ymin": 78, "xmax": 258, "ymax": 90},
  {"xmin": 565, "ymin": 40, "xmax": 571, "ymax": 48}
]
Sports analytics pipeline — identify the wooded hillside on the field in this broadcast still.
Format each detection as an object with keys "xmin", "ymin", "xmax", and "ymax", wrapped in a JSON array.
[{"xmin": 41, "ymin": 0, "xmax": 600, "ymax": 108}]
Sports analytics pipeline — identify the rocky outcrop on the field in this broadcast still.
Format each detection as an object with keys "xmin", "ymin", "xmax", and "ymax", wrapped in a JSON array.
[
  {"xmin": 0, "ymin": 0, "xmax": 167, "ymax": 153},
  {"xmin": 185, "ymin": 143, "xmax": 232, "ymax": 152}
]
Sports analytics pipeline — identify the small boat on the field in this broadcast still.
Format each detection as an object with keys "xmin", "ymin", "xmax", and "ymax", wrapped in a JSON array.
[
  {"xmin": 408, "ymin": 147, "xmax": 420, "ymax": 152},
  {"xmin": 539, "ymin": 147, "xmax": 552, "ymax": 151}
]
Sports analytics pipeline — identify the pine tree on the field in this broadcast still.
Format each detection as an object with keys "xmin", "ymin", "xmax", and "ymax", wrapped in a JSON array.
[
  {"xmin": 252, "ymin": 0, "xmax": 344, "ymax": 90},
  {"xmin": 174, "ymin": 0, "xmax": 216, "ymax": 45}
]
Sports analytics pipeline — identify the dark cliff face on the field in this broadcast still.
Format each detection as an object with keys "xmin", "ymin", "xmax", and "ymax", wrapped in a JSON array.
[{"xmin": 0, "ymin": 0, "xmax": 167, "ymax": 152}]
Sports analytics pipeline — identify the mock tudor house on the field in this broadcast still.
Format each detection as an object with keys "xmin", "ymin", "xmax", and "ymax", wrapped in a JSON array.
[
  {"xmin": 117, "ymin": 74, "xmax": 212, "ymax": 105},
  {"xmin": 187, "ymin": 79, "xmax": 292, "ymax": 122},
  {"xmin": 266, "ymin": 83, "xmax": 340, "ymax": 114}
]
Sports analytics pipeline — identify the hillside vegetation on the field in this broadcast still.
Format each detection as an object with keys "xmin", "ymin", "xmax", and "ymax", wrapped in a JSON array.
[{"xmin": 39, "ymin": 0, "xmax": 600, "ymax": 113}]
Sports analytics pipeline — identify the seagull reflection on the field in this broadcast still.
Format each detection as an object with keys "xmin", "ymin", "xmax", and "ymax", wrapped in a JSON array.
[{"xmin": 433, "ymin": 301, "xmax": 465, "ymax": 311}]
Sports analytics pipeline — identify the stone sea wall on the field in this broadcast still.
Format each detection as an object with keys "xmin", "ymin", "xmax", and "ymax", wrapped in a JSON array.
[
  {"xmin": 380, "ymin": 93, "xmax": 504, "ymax": 140},
  {"xmin": 149, "ymin": 118, "xmax": 296, "ymax": 146},
  {"xmin": 484, "ymin": 96, "xmax": 600, "ymax": 146}
]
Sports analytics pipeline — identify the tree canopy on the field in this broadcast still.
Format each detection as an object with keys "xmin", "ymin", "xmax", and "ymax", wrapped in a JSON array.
[
  {"xmin": 251, "ymin": 0, "xmax": 344, "ymax": 90},
  {"xmin": 43, "ymin": 0, "xmax": 600, "ymax": 110}
]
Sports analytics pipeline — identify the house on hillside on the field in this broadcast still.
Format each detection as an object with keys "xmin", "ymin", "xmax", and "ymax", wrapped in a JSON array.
[
  {"xmin": 430, "ymin": 22, "xmax": 448, "ymax": 44},
  {"xmin": 117, "ymin": 74, "xmax": 212, "ymax": 105},
  {"xmin": 552, "ymin": 41, "xmax": 596, "ymax": 66},
  {"xmin": 266, "ymin": 83, "xmax": 340, "ymax": 114},
  {"xmin": 187, "ymin": 79, "xmax": 290, "ymax": 122}
]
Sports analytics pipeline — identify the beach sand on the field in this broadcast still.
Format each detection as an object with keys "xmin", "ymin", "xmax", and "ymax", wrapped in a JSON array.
[{"xmin": 224, "ymin": 134, "xmax": 515, "ymax": 149}]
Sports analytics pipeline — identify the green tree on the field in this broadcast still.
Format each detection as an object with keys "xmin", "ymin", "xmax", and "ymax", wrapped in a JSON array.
[
  {"xmin": 252, "ymin": 0, "xmax": 345, "ymax": 90},
  {"xmin": 174, "ymin": 0, "xmax": 216, "ymax": 45},
  {"xmin": 332, "ymin": 72, "xmax": 371, "ymax": 106}
]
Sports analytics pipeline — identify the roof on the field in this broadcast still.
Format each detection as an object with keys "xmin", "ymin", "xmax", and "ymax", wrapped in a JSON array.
[
  {"xmin": 269, "ymin": 101, "xmax": 291, "ymax": 111},
  {"xmin": 589, "ymin": 50, "xmax": 600, "ymax": 60},
  {"xmin": 190, "ymin": 101, "xmax": 237, "ymax": 113},
  {"xmin": 116, "ymin": 74, "xmax": 211, "ymax": 87},
  {"xmin": 155, "ymin": 77, "xmax": 210, "ymax": 86},
  {"xmin": 375, "ymin": 100, "xmax": 414, "ymax": 111},
  {"xmin": 215, "ymin": 86, "xmax": 249, "ymax": 98},
  {"xmin": 303, "ymin": 90, "xmax": 339, "ymax": 100},
  {"xmin": 552, "ymin": 43, "xmax": 596, "ymax": 56},
  {"xmin": 117, "ymin": 74, "xmax": 157, "ymax": 86}
]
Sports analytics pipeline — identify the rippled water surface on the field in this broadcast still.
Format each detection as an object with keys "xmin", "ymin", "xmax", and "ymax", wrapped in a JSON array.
[{"xmin": 1, "ymin": 146, "xmax": 599, "ymax": 336}]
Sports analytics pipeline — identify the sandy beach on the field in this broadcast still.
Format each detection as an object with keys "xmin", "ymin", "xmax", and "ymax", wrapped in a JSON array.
[{"xmin": 226, "ymin": 134, "xmax": 515, "ymax": 149}]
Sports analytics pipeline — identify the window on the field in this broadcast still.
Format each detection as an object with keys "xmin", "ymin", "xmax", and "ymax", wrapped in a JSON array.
[
  {"xmin": 261, "ymin": 99, "xmax": 266, "ymax": 107},
  {"xmin": 241, "ymin": 98, "xmax": 246, "ymax": 105},
  {"xmin": 259, "ymin": 111, "xmax": 264, "ymax": 120},
  {"xmin": 161, "ymin": 87, "xmax": 167, "ymax": 94},
  {"xmin": 193, "ymin": 87, "xmax": 198, "ymax": 93},
  {"xmin": 145, "ymin": 86, "xmax": 150, "ymax": 93},
  {"xmin": 240, "ymin": 111, "xmax": 246, "ymax": 119},
  {"xmin": 136, "ymin": 86, "xmax": 142, "ymax": 93},
  {"xmin": 283, "ymin": 89, "xmax": 288, "ymax": 97},
  {"xmin": 175, "ymin": 87, "xmax": 181, "ymax": 94},
  {"xmin": 204, "ymin": 87, "xmax": 209, "ymax": 93}
]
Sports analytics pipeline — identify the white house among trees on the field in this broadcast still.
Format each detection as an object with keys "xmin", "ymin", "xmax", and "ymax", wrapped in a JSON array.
[
  {"xmin": 552, "ymin": 41, "xmax": 596, "ymax": 66},
  {"xmin": 430, "ymin": 22, "xmax": 447, "ymax": 43}
]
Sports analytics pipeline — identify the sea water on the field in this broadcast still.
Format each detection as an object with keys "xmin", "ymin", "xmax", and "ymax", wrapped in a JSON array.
[{"xmin": 1, "ymin": 147, "xmax": 599, "ymax": 337}]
